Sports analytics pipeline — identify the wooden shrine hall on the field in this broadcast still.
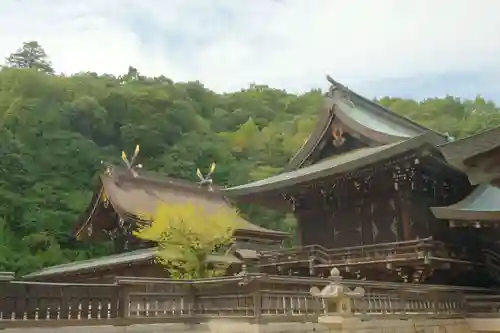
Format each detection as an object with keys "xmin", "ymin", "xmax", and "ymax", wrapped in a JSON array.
[
  {"xmin": 23, "ymin": 164, "xmax": 288, "ymax": 282},
  {"xmin": 20, "ymin": 76, "xmax": 500, "ymax": 288},
  {"xmin": 223, "ymin": 76, "xmax": 500, "ymax": 287}
]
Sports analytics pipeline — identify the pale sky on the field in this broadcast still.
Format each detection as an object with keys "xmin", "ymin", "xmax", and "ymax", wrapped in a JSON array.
[{"xmin": 1, "ymin": 0, "xmax": 499, "ymax": 100}]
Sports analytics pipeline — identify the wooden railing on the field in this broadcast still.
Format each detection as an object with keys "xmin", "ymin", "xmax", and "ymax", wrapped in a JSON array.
[
  {"xmin": 0, "ymin": 273, "xmax": 499, "ymax": 328},
  {"xmin": 465, "ymin": 294, "xmax": 500, "ymax": 317},
  {"xmin": 351, "ymin": 292, "xmax": 466, "ymax": 316},
  {"xmin": 0, "ymin": 281, "xmax": 119, "ymax": 326},
  {"xmin": 258, "ymin": 238, "xmax": 481, "ymax": 268}
]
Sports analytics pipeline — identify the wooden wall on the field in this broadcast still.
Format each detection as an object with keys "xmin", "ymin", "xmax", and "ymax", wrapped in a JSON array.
[{"xmin": 292, "ymin": 155, "xmax": 473, "ymax": 250}]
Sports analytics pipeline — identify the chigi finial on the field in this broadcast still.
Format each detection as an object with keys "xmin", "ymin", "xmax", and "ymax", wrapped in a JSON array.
[
  {"xmin": 121, "ymin": 144, "xmax": 143, "ymax": 177},
  {"xmin": 196, "ymin": 162, "xmax": 216, "ymax": 188}
]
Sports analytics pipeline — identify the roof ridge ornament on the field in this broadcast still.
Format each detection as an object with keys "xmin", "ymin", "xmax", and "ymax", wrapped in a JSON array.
[
  {"xmin": 121, "ymin": 144, "xmax": 143, "ymax": 178},
  {"xmin": 326, "ymin": 75, "xmax": 355, "ymax": 108},
  {"xmin": 331, "ymin": 125, "xmax": 346, "ymax": 147},
  {"xmin": 444, "ymin": 132, "xmax": 455, "ymax": 142},
  {"xmin": 196, "ymin": 162, "xmax": 216, "ymax": 189},
  {"xmin": 101, "ymin": 161, "xmax": 112, "ymax": 176}
]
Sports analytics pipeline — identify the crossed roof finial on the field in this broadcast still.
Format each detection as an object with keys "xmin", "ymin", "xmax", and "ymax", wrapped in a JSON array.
[
  {"xmin": 196, "ymin": 162, "xmax": 216, "ymax": 187},
  {"xmin": 121, "ymin": 144, "xmax": 142, "ymax": 177}
]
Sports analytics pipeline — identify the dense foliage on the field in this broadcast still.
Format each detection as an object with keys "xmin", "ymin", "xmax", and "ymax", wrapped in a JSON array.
[{"xmin": 1, "ymin": 41, "xmax": 499, "ymax": 276}]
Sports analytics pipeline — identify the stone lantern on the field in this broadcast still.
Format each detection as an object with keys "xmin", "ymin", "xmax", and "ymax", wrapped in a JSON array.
[{"xmin": 310, "ymin": 267, "xmax": 365, "ymax": 330}]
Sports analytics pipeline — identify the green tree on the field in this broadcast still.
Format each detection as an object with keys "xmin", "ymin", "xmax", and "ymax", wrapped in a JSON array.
[{"xmin": 5, "ymin": 41, "xmax": 54, "ymax": 74}]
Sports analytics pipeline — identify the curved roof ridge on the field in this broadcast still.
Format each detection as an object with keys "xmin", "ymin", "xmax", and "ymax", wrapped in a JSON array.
[
  {"xmin": 285, "ymin": 76, "xmax": 446, "ymax": 172},
  {"xmin": 326, "ymin": 75, "xmax": 445, "ymax": 138},
  {"xmin": 284, "ymin": 105, "xmax": 334, "ymax": 172}
]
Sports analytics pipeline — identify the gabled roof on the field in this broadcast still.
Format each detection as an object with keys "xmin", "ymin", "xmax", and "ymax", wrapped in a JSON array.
[
  {"xmin": 286, "ymin": 76, "xmax": 446, "ymax": 171},
  {"xmin": 439, "ymin": 127, "xmax": 500, "ymax": 186},
  {"xmin": 224, "ymin": 134, "xmax": 439, "ymax": 205},
  {"xmin": 23, "ymin": 248, "xmax": 242, "ymax": 280},
  {"xmin": 74, "ymin": 166, "xmax": 288, "ymax": 239},
  {"xmin": 431, "ymin": 184, "xmax": 500, "ymax": 221},
  {"xmin": 439, "ymin": 126, "xmax": 500, "ymax": 168}
]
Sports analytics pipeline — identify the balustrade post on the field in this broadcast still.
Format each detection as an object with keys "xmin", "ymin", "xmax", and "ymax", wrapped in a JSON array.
[
  {"xmin": 60, "ymin": 285, "xmax": 69, "ymax": 320},
  {"xmin": 251, "ymin": 280, "xmax": 262, "ymax": 322},
  {"xmin": 0, "ymin": 271, "xmax": 14, "ymax": 295},
  {"xmin": 0, "ymin": 272, "xmax": 14, "ymax": 320},
  {"xmin": 117, "ymin": 284, "xmax": 130, "ymax": 319},
  {"xmin": 187, "ymin": 284, "xmax": 197, "ymax": 318},
  {"xmin": 396, "ymin": 290, "xmax": 408, "ymax": 315},
  {"xmin": 0, "ymin": 272, "xmax": 14, "ymax": 319},
  {"xmin": 457, "ymin": 292, "xmax": 468, "ymax": 315}
]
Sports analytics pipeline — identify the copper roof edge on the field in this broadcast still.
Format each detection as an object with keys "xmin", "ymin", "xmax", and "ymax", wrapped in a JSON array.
[
  {"xmin": 23, "ymin": 248, "xmax": 243, "ymax": 279},
  {"xmin": 285, "ymin": 75, "xmax": 447, "ymax": 172},
  {"xmin": 430, "ymin": 184, "xmax": 500, "ymax": 221},
  {"xmin": 326, "ymin": 75, "xmax": 445, "ymax": 139},
  {"xmin": 284, "ymin": 100, "xmax": 335, "ymax": 171},
  {"xmin": 225, "ymin": 133, "xmax": 439, "ymax": 197}
]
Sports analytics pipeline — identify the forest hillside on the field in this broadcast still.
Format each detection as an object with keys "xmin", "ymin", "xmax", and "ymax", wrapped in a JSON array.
[{"xmin": 1, "ymin": 41, "xmax": 499, "ymax": 275}]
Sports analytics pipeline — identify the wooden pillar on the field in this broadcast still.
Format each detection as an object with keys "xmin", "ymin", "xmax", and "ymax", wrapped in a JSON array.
[
  {"xmin": 357, "ymin": 198, "xmax": 365, "ymax": 246},
  {"xmin": 392, "ymin": 166, "xmax": 412, "ymax": 242},
  {"xmin": 399, "ymin": 195, "xmax": 412, "ymax": 241},
  {"xmin": 295, "ymin": 215, "xmax": 304, "ymax": 247}
]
